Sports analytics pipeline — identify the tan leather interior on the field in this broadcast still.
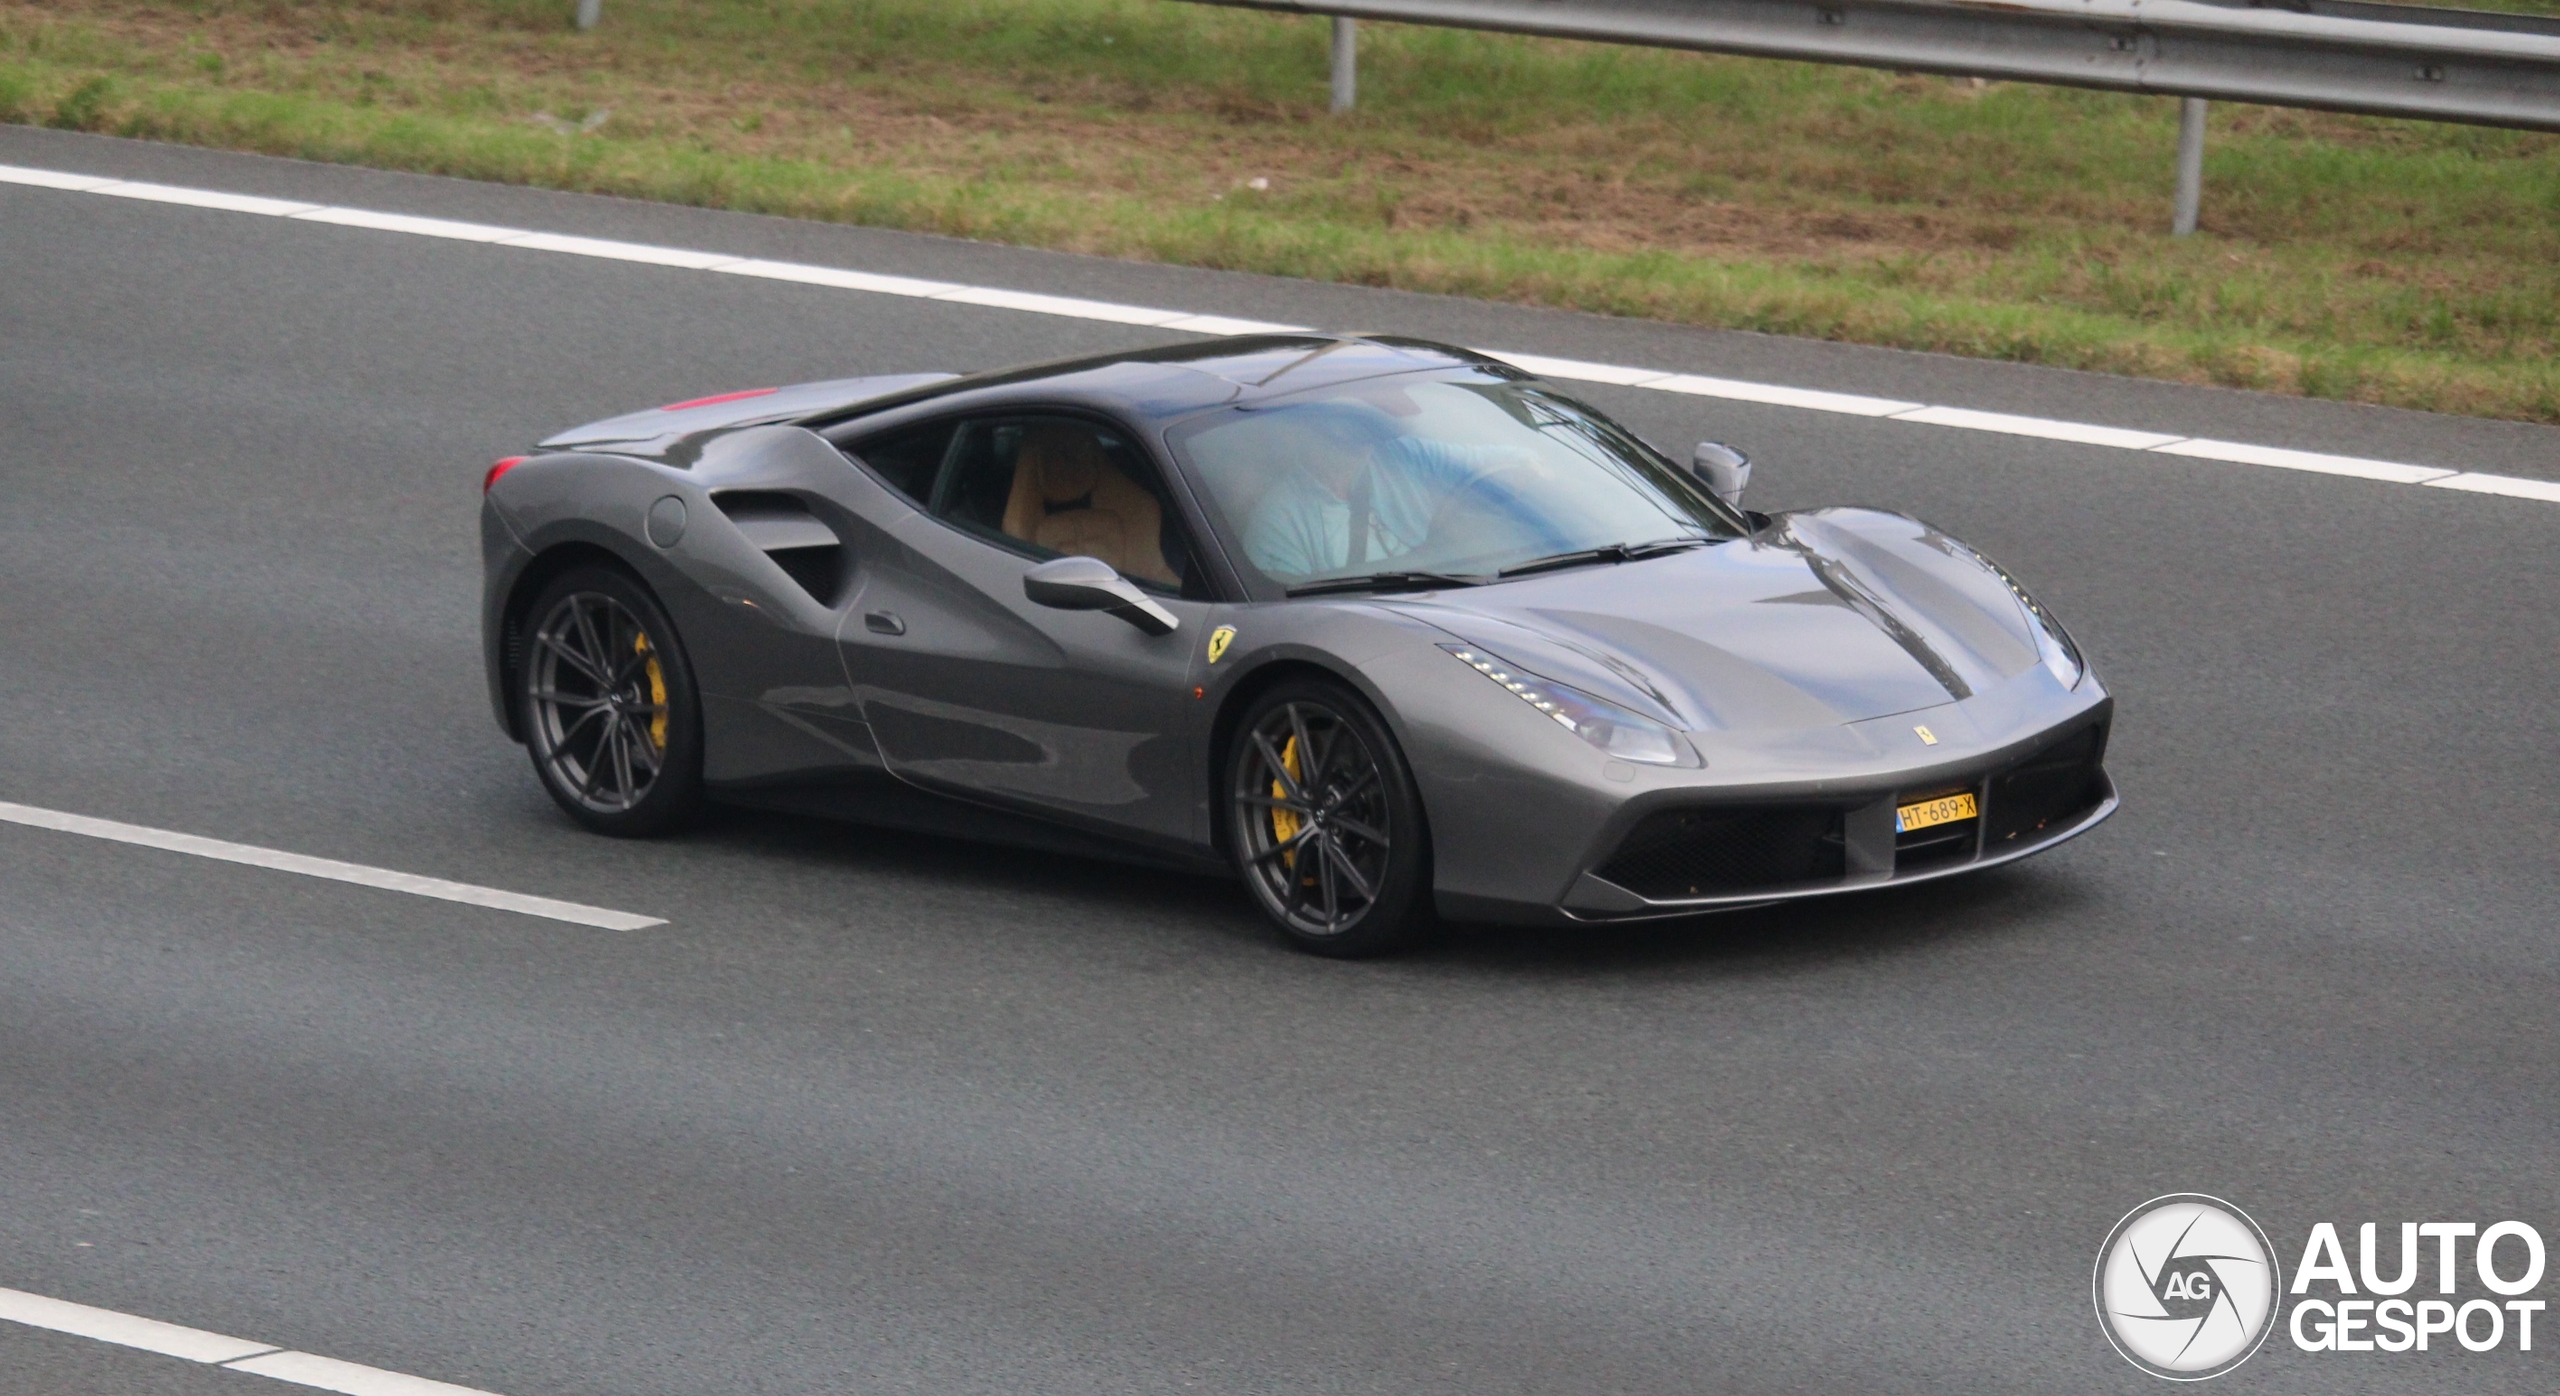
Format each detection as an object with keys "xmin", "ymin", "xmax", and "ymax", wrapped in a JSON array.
[{"xmin": 1000, "ymin": 424, "xmax": 1176, "ymax": 584}]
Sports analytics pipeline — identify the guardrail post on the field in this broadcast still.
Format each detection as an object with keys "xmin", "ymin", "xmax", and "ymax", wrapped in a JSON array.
[
  {"xmin": 576, "ymin": 0, "xmax": 602, "ymax": 29},
  {"xmin": 2172, "ymin": 97, "xmax": 2206, "ymax": 236},
  {"xmin": 1331, "ymin": 17, "xmax": 1358, "ymax": 113}
]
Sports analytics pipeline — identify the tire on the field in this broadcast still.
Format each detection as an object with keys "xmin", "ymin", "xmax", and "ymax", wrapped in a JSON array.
[
  {"xmin": 516, "ymin": 564, "xmax": 705, "ymax": 837},
  {"xmin": 1226, "ymin": 678, "xmax": 1433, "ymax": 957}
]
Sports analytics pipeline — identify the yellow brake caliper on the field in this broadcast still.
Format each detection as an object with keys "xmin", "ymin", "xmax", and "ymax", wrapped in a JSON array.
[
  {"xmin": 1269, "ymin": 736, "xmax": 1304, "ymax": 870},
  {"xmin": 634, "ymin": 632, "xmax": 668, "ymax": 751}
]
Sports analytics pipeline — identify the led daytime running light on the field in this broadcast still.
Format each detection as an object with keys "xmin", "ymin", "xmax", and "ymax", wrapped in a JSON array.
[
  {"xmin": 1967, "ymin": 548, "xmax": 2085, "ymax": 689},
  {"xmin": 1442, "ymin": 645, "xmax": 1697, "ymax": 766},
  {"xmin": 1452, "ymin": 650, "xmax": 1564, "ymax": 720}
]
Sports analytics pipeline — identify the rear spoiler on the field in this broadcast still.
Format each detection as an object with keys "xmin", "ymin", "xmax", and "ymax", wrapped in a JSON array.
[{"xmin": 536, "ymin": 372, "xmax": 961, "ymax": 452}]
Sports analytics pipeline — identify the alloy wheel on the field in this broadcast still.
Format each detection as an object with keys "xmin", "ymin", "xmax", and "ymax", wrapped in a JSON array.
[
  {"xmin": 525, "ymin": 590, "xmax": 670, "ymax": 815},
  {"xmin": 1233, "ymin": 700, "xmax": 1396, "ymax": 937}
]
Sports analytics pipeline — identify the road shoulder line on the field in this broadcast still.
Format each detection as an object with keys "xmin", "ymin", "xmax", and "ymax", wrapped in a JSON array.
[{"xmin": 0, "ymin": 160, "xmax": 2545, "ymax": 508}]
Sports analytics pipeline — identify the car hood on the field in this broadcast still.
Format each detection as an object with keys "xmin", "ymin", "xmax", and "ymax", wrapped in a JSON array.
[{"xmin": 1383, "ymin": 507, "xmax": 2047, "ymax": 732}]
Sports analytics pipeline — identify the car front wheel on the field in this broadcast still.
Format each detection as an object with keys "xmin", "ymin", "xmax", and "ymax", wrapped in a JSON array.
[{"xmin": 1226, "ymin": 679, "xmax": 1432, "ymax": 957}]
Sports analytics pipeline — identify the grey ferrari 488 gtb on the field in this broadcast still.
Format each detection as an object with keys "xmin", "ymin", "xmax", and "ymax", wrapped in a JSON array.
[{"xmin": 481, "ymin": 334, "xmax": 2114, "ymax": 955}]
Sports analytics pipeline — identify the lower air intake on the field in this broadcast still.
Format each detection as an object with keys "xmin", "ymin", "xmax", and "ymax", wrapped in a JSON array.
[
  {"xmin": 1594, "ymin": 806, "xmax": 1846, "ymax": 900},
  {"xmin": 1985, "ymin": 725, "xmax": 2109, "ymax": 847}
]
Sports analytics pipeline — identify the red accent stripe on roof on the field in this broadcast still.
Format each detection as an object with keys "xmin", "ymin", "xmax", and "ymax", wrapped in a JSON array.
[{"xmin": 659, "ymin": 387, "xmax": 780, "ymax": 412}]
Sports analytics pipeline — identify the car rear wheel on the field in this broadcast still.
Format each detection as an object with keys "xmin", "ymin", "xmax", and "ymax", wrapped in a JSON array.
[
  {"xmin": 519, "ymin": 565, "xmax": 703, "ymax": 836},
  {"xmin": 1227, "ymin": 680, "xmax": 1432, "ymax": 957}
]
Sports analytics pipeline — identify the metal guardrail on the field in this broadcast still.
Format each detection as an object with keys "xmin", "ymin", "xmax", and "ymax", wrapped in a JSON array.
[
  {"xmin": 566, "ymin": 0, "xmax": 2559, "ymax": 230},
  {"xmin": 1184, "ymin": 0, "xmax": 2560, "ymax": 230},
  {"xmin": 1202, "ymin": 0, "xmax": 2560, "ymax": 130}
]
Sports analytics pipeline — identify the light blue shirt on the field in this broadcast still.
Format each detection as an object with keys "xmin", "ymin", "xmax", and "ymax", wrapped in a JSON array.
[{"xmin": 1243, "ymin": 438, "xmax": 1512, "ymax": 579}]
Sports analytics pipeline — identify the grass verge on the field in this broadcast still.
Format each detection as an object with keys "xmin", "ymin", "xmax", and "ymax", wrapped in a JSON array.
[{"xmin": 6, "ymin": 0, "xmax": 2559, "ymax": 421}]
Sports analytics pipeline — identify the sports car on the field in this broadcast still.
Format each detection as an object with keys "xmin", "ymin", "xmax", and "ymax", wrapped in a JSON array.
[{"xmin": 480, "ymin": 334, "xmax": 2115, "ymax": 955}]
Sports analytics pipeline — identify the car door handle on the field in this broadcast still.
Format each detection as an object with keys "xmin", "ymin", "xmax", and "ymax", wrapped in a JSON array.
[{"xmin": 864, "ymin": 610, "xmax": 906, "ymax": 636}]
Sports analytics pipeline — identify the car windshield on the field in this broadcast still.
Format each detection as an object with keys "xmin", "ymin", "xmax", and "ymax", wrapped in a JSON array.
[{"xmin": 1169, "ymin": 373, "xmax": 1745, "ymax": 593}]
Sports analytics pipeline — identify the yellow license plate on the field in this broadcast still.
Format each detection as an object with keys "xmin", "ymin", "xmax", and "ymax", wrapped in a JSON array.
[{"xmin": 1896, "ymin": 791, "xmax": 1978, "ymax": 834}]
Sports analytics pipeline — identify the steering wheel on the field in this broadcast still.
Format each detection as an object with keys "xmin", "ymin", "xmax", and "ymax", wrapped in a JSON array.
[{"xmin": 1419, "ymin": 455, "xmax": 1554, "ymax": 554}]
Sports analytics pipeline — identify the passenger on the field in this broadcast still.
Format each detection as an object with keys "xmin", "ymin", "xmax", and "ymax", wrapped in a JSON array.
[{"xmin": 1241, "ymin": 404, "xmax": 1530, "ymax": 579}]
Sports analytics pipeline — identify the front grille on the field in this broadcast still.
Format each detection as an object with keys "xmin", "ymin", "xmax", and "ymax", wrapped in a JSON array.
[
  {"xmin": 1985, "ymin": 724, "xmax": 2108, "ymax": 847},
  {"xmin": 1594, "ymin": 806, "xmax": 1846, "ymax": 900}
]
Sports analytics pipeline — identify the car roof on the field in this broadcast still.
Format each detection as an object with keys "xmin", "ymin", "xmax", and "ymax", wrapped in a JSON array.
[{"xmin": 803, "ymin": 334, "xmax": 1526, "ymax": 433}]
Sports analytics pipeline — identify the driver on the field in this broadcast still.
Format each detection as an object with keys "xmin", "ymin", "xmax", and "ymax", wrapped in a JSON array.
[{"xmin": 1241, "ymin": 402, "xmax": 1528, "ymax": 579}]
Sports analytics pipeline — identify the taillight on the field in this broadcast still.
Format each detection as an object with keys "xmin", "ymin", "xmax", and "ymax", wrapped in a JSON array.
[
  {"xmin": 660, "ymin": 386, "xmax": 778, "ymax": 411},
  {"xmin": 484, "ymin": 456, "xmax": 527, "ymax": 493}
]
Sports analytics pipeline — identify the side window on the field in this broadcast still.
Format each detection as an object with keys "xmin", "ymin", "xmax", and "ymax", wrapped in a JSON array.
[
  {"xmin": 846, "ymin": 419, "xmax": 957, "ymax": 504},
  {"xmin": 932, "ymin": 415, "xmax": 1210, "ymax": 599}
]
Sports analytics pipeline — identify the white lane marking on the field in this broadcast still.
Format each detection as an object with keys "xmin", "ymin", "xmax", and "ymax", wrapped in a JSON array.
[
  {"xmin": 2152, "ymin": 436, "xmax": 2457, "ymax": 483},
  {"xmin": 0, "ymin": 801, "xmax": 664, "ymax": 931},
  {"xmin": 930, "ymin": 284, "xmax": 1192, "ymax": 325},
  {"xmin": 1158, "ymin": 312, "xmax": 1312, "ymax": 335},
  {"xmin": 290, "ymin": 206, "xmax": 529, "ymax": 243},
  {"xmin": 494, "ymin": 230, "xmax": 743, "ymax": 269},
  {"xmin": 227, "ymin": 1350, "xmax": 502, "ymax": 1396},
  {"xmin": 91, "ymin": 180, "xmax": 322, "ymax": 217},
  {"xmin": 2, "ymin": 160, "xmax": 2548, "ymax": 506},
  {"xmin": 0, "ymin": 164, "xmax": 118, "ymax": 191},
  {"xmin": 1491, "ymin": 351, "xmax": 1672, "ymax": 387},
  {"xmin": 1886, "ymin": 404, "xmax": 2187, "ymax": 451},
  {"xmin": 0, "ymin": 1285, "xmax": 508, "ymax": 1396},
  {"xmin": 2427, "ymin": 470, "xmax": 2560, "ymax": 501},
  {"xmin": 717, "ymin": 257, "xmax": 959, "ymax": 297},
  {"xmin": 1644, "ymin": 371, "xmax": 1921, "ymax": 416},
  {"xmin": 0, "ymin": 1286, "xmax": 279, "ymax": 1364}
]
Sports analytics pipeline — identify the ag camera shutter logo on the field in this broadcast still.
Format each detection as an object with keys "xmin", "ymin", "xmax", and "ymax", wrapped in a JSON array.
[{"xmin": 2094, "ymin": 1194, "xmax": 2281, "ymax": 1380}]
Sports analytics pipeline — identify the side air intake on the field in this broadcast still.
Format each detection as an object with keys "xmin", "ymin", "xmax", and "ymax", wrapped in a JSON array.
[{"xmin": 713, "ymin": 491, "xmax": 847, "ymax": 606}]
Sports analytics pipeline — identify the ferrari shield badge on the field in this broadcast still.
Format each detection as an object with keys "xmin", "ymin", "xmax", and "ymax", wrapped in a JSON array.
[
  {"xmin": 1206, "ymin": 625, "xmax": 1237, "ymax": 664},
  {"xmin": 1914, "ymin": 725, "xmax": 1939, "ymax": 745}
]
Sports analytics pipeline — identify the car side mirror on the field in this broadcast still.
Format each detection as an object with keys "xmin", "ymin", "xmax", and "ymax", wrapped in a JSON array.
[
  {"xmin": 1023, "ymin": 555, "xmax": 1179, "ymax": 636},
  {"xmin": 1691, "ymin": 442, "xmax": 1752, "ymax": 507}
]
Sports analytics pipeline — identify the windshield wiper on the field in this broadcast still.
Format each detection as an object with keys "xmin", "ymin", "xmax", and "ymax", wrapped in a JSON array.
[
  {"xmin": 1285, "ymin": 570, "xmax": 1489, "ymax": 598},
  {"xmin": 1497, "ymin": 537, "xmax": 1711, "ymax": 579}
]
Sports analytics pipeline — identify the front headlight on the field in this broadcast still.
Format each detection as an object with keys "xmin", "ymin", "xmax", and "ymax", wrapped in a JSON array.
[
  {"xmin": 1442, "ymin": 644, "xmax": 1701, "ymax": 767},
  {"xmin": 2031, "ymin": 608, "xmax": 2084, "ymax": 688},
  {"xmin": 1968, "ymin": 551, "xmax": 2085, "ymax": 689}
]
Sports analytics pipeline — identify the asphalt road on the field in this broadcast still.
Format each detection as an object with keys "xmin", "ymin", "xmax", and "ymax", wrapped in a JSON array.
[{"xmin": 2, "ymin": 126, "xmax": 2555, "ymax": 1396}]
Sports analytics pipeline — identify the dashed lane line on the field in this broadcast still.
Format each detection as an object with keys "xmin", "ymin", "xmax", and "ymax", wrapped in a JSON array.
[
  {"xmin": 2, "ymin": 161, "xmax": 2553, "ymax": 507},
  {"xmin": 0, "ymin": 1286, "xmax": 505, "ymax": 1396},
  {"xmin": 225, "ymin": 1350, "xmax": 502, "ymax": 1396},
  {"xmin": 0, "ymin": 1286, "xmax": 277, "ymax": 1364},
  {"xmin": 0, "ymin": 801, "xmax": 664, "ymax": 931}
]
